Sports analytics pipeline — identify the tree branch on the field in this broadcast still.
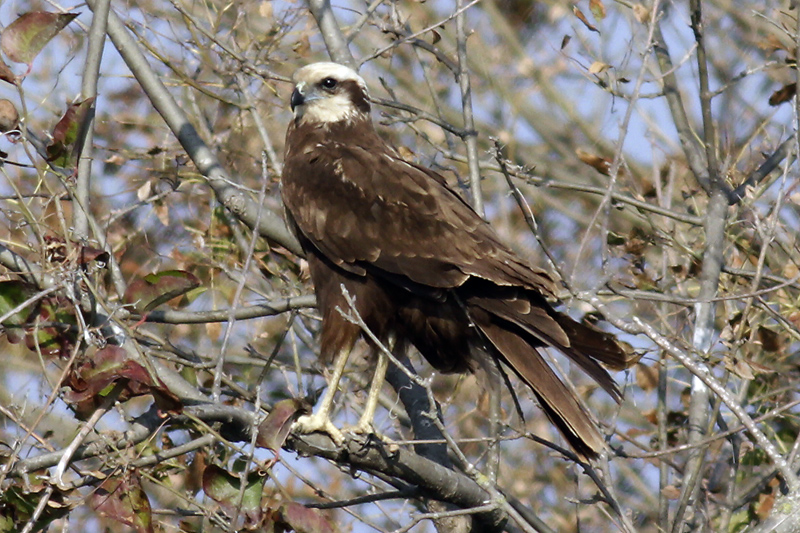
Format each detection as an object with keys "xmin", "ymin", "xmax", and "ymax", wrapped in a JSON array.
[{"xmin": 84, "ymin": 0, "xmax": 302, "ymax": 256}]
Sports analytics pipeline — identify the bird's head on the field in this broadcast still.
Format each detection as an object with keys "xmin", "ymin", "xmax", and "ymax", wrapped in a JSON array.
[{"xmin": 290, "ymin": 62, "xmax": 371, "ymax": 125}]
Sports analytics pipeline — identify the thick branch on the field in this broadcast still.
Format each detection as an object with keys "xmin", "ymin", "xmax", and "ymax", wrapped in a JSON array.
[{"xmin": 306, "ymin": 0, "xmax": 355, "ymax": 67}]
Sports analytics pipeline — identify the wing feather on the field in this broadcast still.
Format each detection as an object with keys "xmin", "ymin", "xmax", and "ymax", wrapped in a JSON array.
[{"xmin": 282, "ymin": 131, "xmax": 557, "ymax": 295}]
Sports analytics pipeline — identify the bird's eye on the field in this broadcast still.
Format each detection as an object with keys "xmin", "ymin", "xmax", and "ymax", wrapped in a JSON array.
[{"xmin": 320, "ymin": 77, "xmax": 338, "ymax": 90}]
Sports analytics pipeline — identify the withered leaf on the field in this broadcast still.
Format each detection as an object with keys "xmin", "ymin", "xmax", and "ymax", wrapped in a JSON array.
[
  {"xmin": 576, "ymin": 147, "xmax": 611, "ymax": 174},
  {"xmin": 573, "ymin": 6, "xmax": 599, "ymax": 34},
  {"xmin": 590, "ymin": 0, "xmax": 606, "ymax": 21},
  {"xmin": 635, "ymin": 362, "xmax": 658, "ymax": 392},
  {"xmin": 769, "ymin": 83, "xmax": 796, "ymax": 106}
]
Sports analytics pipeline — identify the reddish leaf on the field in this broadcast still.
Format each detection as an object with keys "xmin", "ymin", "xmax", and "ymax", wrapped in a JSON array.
[
  {"xmin": 278, "ymin": 502, "xmax": 335, "ymax": 533},
  {"xmin": 1, "ymin": 12, "xmax": 79, "ymax": 65},
  {"xmin": 124, "ymin": 270, "xmax": 201, "ymax": 313},
  {"xmin": 46, "ymin": 97, "xmax": 95, "ymax": 170},
  {"xmin": 257, "ymin": 398, "xmax": 312, "ymax": 452},
  {"xmin": 25, "ymin": 294, "xmax": 77, "ymax": 357},
  {"xmin": 91, "ymin": 471, "xmax": 153, "ymax": 533},
  {"xmin": 202, "ymin": 465, "xmax": 265, "ymax": 527},
  {"xmin": 64, "ymin": 345, "xmax": 182, "ymax": 417},
  {"xmin": 0, "ymin": 58, "xmax": 16, "ymax": 84}
]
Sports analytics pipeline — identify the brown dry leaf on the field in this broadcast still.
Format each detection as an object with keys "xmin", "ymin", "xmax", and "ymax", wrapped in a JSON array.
[
  {"xmin": 635, "ymin": 363, "xmax": 658, "ymax": 392},
  {"xmin": 576, "ymin": 148, "xmax": 611, "ymax": 175},
  {"xmin": 625, "ymin": 230, "xmax": 647, "ymax": 255},
  {"xmin": 661, "ymin": 485, "xmax": 680, "ymax": 500},
  {"xmin": 783, "ymin": 262, "xmax": 799, "ymax": 279},
  {"xmin": 755, "ymin": 491, "xmax": 776, "ymax": 520},
  {"xmin": 105, "ymin": 153, "xmax": 125, "ymax": 166},
  {"xmin": 0, "ymin": 99, "xmax": 19, "ymax": 132},
  {"xmin": 397, "ymin": 145, "xmax": 414, "ymax": 159},
  {"xmin": 588, "ymin": 61, "xmax": 611, "ymax": 75},
  {"xmin": 758, "ymin": 34, "xmax": 789, "ymax": 53},
  {"xmin": 632, "ymin": 4, "xmax": 650, "ymax": 24},
  {"xmin": 769, "ymin": 83, "xmax": 796, "ymax": 106},
  {"xmin": 293, "ymin": 34, "xmax": 310, "ymax": 56},
  {"xmin": 154, "ymin": 201, "xmax": 170, "ymax": 226},
  {"xmin": 724, "ymin": 355, "xmax": 768, "ymax": 380},
  {"xmin": 680, "ymin": 387, "xmax": 691, "ymax": 409},
  {"xmin": 573, "ymin": 6, "xmax": 599, "ymax": 33},
  {"xmin": 561, "ymin": 35, "xmax": 572, "ymax": 50},
  {"xmin": 0, "ymin": 59, "xmax": 16, "ymax": 85},
  {"xmin": 2, "ymin": 12, "xmax": 80, "ymax": 65},
  {"xmin": 757, "ymin": 326, "xmax": 781, "ymax": 352},
  {"xmin": 205, "ymin": 321, "xmax": 221, "ymax": 340}
]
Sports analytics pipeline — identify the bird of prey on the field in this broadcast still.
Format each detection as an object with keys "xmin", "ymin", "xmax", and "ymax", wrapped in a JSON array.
[{"xmin": 281, "ymin": 62, "xmax": 630, "ymax": 457}]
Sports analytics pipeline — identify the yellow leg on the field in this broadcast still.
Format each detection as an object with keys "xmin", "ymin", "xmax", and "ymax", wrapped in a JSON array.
[
  {"xmin": 350, "ymin": 348, "xmax": 389, "ymax": 435},
  {"xmin": 292, "ymin": 346, "xmax": 350, "ymax": 444}
]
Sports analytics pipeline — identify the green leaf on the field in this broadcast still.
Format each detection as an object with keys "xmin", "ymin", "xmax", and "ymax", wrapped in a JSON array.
[
  {"xmin": 46, "ymin": 97, "xmax": 95, "ymax": 170},
  {"xmin": 124, "ymin": 270, "xmax": 201, "ymax": 313},
  {"xmin": 0, "ymin": 280, "xmax": 35, "ymax": 335},
  {"xmin": 202, "ymin": 465, "xmax": 265, "ymax": 527},
  {"xmin": 1, "ymin": 12, "xmax": 79, "ymax": 65},
  {"xmin": 24, "ymin": 295, "xmax": 77, "ymax": 357},
  {"xmin": 91, "ymin": 471, "xmax": 153, "ymax": 533}
]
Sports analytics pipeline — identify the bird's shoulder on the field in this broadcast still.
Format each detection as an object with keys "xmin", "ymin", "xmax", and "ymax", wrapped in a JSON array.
[{"xmin": 281, "ymin": 122, "xmax": 559, "ymax": 295}]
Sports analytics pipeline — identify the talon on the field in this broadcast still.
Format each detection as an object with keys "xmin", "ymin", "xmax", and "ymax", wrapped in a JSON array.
[
  {"xmin": 348, "ymin": 420, "xmax": 376, "ymax": 436},
  {"xmin": 293, "ymin": 413, "xmax": 345, "ymax": 445},
  {"xmin": 344, "ymin": 421, "xmax": 391, "ymax": 444}
]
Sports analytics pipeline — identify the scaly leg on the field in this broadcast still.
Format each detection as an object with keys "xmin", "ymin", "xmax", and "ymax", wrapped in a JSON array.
[
  {"xmin": 292, "ymin": 346, "xmax": 350, "ymax": 444},
  {"xmin": 350, "ymin": 348, "xmax": 389, "ymax": 435}
]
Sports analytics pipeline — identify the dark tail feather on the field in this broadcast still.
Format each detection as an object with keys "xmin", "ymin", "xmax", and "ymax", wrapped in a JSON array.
[
  {"xmin": 551, "ymin": 313, "xmax": 634, "ymax": 371},
  {"xmin": 474, "ymin": 315, "xmax": 606, "ymax": 457},
  {"xmin": 470, "ymin": 296, "xmax": 625, "ymax": 402}
]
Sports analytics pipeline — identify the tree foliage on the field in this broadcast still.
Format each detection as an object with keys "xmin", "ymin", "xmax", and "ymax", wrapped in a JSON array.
[{"xmin": 0, "ymin": 0, "xmax": 798, "ymax": 531}]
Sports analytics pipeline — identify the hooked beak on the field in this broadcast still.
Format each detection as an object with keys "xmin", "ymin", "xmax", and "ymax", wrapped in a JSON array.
[{"xmin": 290, "ymin": 85, "xmax": 305, "ymax": 111}]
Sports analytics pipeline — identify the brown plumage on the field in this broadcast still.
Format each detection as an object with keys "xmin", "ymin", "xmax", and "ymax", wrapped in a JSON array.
[{"xmin": 282, "ymin": 62, "xmax": 630, "ymax": 457}]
